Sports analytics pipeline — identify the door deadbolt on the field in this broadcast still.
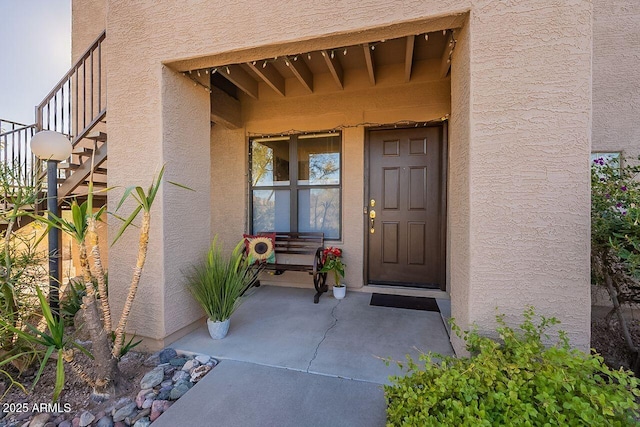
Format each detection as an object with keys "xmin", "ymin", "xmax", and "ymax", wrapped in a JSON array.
[{"xmin": 370, "ymin": 199, "xmax": 376, "ymax": 207}]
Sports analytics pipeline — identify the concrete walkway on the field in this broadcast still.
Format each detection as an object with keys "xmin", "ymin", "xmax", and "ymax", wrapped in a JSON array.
[
  {"xmin": 152, "ymin": 360, "xmax": 387, "ymax": 427},
  {"xmin": 153, "ymin": 286, "xmax": 453, "ymax": 426}
]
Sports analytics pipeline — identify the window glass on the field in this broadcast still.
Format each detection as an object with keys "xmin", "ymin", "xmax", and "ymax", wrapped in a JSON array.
[
  {"xmin": 250, "ymin": 132, "xmax": 341, "ymax": 239},
  {"xmin": 252, "ymin": 189, "xmax": 290, "ymax": 232},
  {"xmin": 251, "ymin": 138, "xmax": 290, "ymax": 186},
  {"xmin": 298, "ymin": 188, "xmax": 340, "ymax": 239},
  {"xmin": 298, "ymin": 135, "xmax": 341, "ymax": 185}
]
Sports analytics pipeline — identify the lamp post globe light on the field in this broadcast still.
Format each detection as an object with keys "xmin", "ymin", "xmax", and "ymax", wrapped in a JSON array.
[{"xmin": 30, "ymin": 130, "xmax": 72, "ymax": 317}]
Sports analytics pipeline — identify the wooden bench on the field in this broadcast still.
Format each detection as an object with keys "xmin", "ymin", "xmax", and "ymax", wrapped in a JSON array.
[{"xmin": 255, "ymin": 231, "xmax": 328, "ymax": 303}]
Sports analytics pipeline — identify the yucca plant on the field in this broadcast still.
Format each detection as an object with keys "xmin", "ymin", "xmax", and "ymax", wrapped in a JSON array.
[
  {"xmin": 185, "ymin": 237, "xmax": 261, "ymax": 323},
  {"xmin": 28, "ymin": 159, "xmax": 187, "ymax": 398},
  {"xmin": 0, "ymin": 286, "xmax": 92, "ymax": 401}
]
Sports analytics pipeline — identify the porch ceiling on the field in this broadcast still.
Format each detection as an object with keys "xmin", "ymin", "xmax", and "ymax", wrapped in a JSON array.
[{"xmin": 185, "ymin": 30, "xmax": 453, "ymax": 100}]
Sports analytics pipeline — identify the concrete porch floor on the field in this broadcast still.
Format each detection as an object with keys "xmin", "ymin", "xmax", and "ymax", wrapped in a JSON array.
[
  {"xmin": 153, "ymin": 286, "xmax": 454, "ymax": 426},
  {"xmin": 171, "ymin": 285, "xmax": 454, "ymax": 384}
]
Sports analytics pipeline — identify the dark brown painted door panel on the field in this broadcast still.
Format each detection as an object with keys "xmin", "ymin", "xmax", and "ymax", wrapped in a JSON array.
[{"xmin": 367, "ymin": 127, "xmax": 444, "ymax": 288}]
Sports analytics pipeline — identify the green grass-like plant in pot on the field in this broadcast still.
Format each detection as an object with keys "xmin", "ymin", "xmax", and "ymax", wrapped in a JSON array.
[{"xmin": 185, "ymin": 237, "xmax": 262, "ymax": 339}]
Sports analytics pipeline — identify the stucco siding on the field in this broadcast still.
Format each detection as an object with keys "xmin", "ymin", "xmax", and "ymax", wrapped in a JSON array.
[
  {"xmin": 72, "ymin": 0, "xmax": 106, "ymax": 63},
  {"xmin": 210, "ymin": 126, "xmax": 247, "ymax": 251},
  {"xmin": 94, "ymin": 0, "xmax": 593, "ymax": 350},
  {"xmin": 448, "ymin": 17, "xmax": 471, "ymax": 353},
  {"xmin": 467, "ymin": 2, "xmax": 592, "ymax": 350},
  {"xmin": 592, "ymin": 0, "xmax": 640, "ymax": 160},
  {"xmin": 160, "ymin": 67, "xmax": 212, "ymax": 340}
]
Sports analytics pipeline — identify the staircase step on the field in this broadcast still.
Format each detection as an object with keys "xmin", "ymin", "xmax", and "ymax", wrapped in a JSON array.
[
  {"xmin": 86, "ymin": 131, "xmax": 107, "ymax": 142},
  {"xmin": 74, "ymin": 149, "xmax": 95, "ymax": 157},
  {"xmin": 82, "ymin": 181, "xmax": 108, "ymax": 188},
  {"xmin": 74, "ymin": 139, "xmax": 103, "ymax": 149},
  {"xmin": 61, "ymin": 163, "xmax": 107, "ymax": 176},
  {"xmin": 64, "ymin": 164, "xmax": 108, "ymax": 176}
]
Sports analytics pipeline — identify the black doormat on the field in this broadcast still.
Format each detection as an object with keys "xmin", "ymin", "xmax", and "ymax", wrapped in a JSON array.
[{"xmin": 370, "ymin": 293, "xmax": 440, "ymax": 312}]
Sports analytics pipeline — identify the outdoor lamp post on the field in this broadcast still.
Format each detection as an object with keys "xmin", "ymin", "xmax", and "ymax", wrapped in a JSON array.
[{"xmin": 30, "ymin": 130, "xmax": 72, "ymax": 317}]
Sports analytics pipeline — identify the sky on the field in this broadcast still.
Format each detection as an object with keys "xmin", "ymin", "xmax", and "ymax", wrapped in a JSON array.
[{"xmin": 0, "ymin": 0, "xmax": 71, "ymax": 125}]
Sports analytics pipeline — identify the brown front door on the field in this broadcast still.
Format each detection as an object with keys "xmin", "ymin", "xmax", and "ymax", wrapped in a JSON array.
[{"xmin": 366, "ymin": 126, "xmax": 445, "ymax": 289}]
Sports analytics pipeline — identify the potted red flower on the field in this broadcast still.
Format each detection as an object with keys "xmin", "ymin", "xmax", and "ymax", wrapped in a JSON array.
[{"xmin": 320, "ymin": 247, "xmax": 346, "ymax": 299}]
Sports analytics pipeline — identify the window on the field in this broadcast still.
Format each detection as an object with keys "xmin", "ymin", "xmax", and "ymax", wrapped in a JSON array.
[{"xmin": 250, "ymin": 132, "xmax": 341, "ymax": 239}]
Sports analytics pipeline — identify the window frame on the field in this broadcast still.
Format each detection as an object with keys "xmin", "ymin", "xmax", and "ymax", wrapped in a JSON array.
[{"xmin": 248, "ymin": 131, "xmax": 343, "ymax": 240}]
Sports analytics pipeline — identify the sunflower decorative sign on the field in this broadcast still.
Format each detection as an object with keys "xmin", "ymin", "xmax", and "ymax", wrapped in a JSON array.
[{"xmin": 243, "ymin": 233, "xmax": 276, "ymax": 264}]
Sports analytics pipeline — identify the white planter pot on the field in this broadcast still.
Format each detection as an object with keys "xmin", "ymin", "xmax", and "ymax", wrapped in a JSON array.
[
  {"xmin": 333, "ymin": 285, "xmax": 346, "ymax": 300},
  {"xmin": 207, "ymin": 318, "xmax": 230, "ymax": 339}
]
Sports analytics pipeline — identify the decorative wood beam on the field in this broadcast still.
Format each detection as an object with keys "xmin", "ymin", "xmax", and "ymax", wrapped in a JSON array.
[
  {"xmin": 405, "ymin": 35, "xmax": 415, "ymax": 83},
  {"xmin": 210, "ymin": 86, "xmax": 242, "ymax": 129},
  {"xmin": 363, "ymin": 44, "xmax": 376, "ymax": 86},
  {"xmin": 219, "ymin": 64, "xmax": 258, "ymax": 99},
  {"xmin": 439, "ymin": 32, "xmax": 454, "ymax": 79},
  {"xmin": 246, "ymin": 61, "xmax": 285, "ymax": 97},
  {"xmin": 285, "ymin": 56, "xmax": 313, "ymax": 93},
  {"xmin": 321, "ymin": 50, "xmax": 343, "ymax": 90}
]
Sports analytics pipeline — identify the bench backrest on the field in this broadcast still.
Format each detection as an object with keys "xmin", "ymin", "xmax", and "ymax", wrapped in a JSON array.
[{"xmin": 267, "ymin": 232, "xmax": 324, "ymax": 255}]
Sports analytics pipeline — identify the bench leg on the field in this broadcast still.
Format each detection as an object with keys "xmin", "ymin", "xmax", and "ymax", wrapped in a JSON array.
[{"xmin": 313, "ymin": 272, "xmax": 328, "ymax": 303}]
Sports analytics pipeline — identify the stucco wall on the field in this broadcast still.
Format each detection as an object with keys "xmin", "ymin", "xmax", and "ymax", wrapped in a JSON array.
[
  {"xmin": 210, "ymin": 125, "xmax": 246, "ymax": 250},
  {"xmin": 448, "ymin": 17, "xmax": 471, "ymax": 351},
  {"xmin": 72, "ymin": 0, "xmax": 106, "ymax": 63},
  {"xmin": 592, "ymin": 0, "xmax": 640, "ymax": 160},
  {"xmin": 464, "ymin": 3, "xmax": 592, "ymax": 352},
  {"xmin": 93, "ymin": 0, "xmax": 593, "ymax": 351}
]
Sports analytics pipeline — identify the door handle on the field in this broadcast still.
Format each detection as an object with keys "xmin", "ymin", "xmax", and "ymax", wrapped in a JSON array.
[{"xmin": 369, "ymin": 209, "xmax": 376, "ymax": 233}]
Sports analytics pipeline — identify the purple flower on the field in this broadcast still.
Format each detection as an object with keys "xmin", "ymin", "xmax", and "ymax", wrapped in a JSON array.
[
  {"xmin": 616, "ymin": 202, "xmax": 623, "ymax": 208},
  {"xmin": 606, "ymin": 194, "xmax": 611, "ymax": 199},
  {"xmin": 621, "ymin": 186, "xmax": 627, "ymax": 192},
  {"xmin": 600, "ymin": 178, "xmax": 606, "ymax": 182}
]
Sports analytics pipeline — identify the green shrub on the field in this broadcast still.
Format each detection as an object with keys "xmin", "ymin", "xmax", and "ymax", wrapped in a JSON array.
[{"xmin": 385, "ymin": 307, "xmax": 640, "ymax": 426}]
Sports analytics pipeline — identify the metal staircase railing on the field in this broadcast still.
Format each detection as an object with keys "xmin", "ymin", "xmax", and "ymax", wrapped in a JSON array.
[
  {"xmin": 0, "ymin": 30, "xmax": 107, "ymax": 204},
  {"xmin": 36, "ymin": 30, "xmax": 106, "ymax": 143},
  {"xmin": 0, "ymin": 124, "xmax": 38, "ymax": 187}
]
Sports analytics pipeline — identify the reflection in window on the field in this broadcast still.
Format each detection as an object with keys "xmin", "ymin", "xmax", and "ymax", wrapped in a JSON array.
[
  {"xmin": 251, "ymin": 138, "xmax": 290, "ymax": 186},
  {"xmin": 298, "ymin": 188, "xmax": 340, "ymax": 239},
  {"xmin": 252, "ymin": 189, "xmax": 290, "ymax": 232},
  {"xmin": 298, "ymin": 135, "xmax": 341, "ymax": 185}
]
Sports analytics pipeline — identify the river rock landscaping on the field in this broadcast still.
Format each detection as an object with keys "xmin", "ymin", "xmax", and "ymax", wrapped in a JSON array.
[{"xmin": 0, "ymin": 349, "xmax": 217, "ymax": 427}]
